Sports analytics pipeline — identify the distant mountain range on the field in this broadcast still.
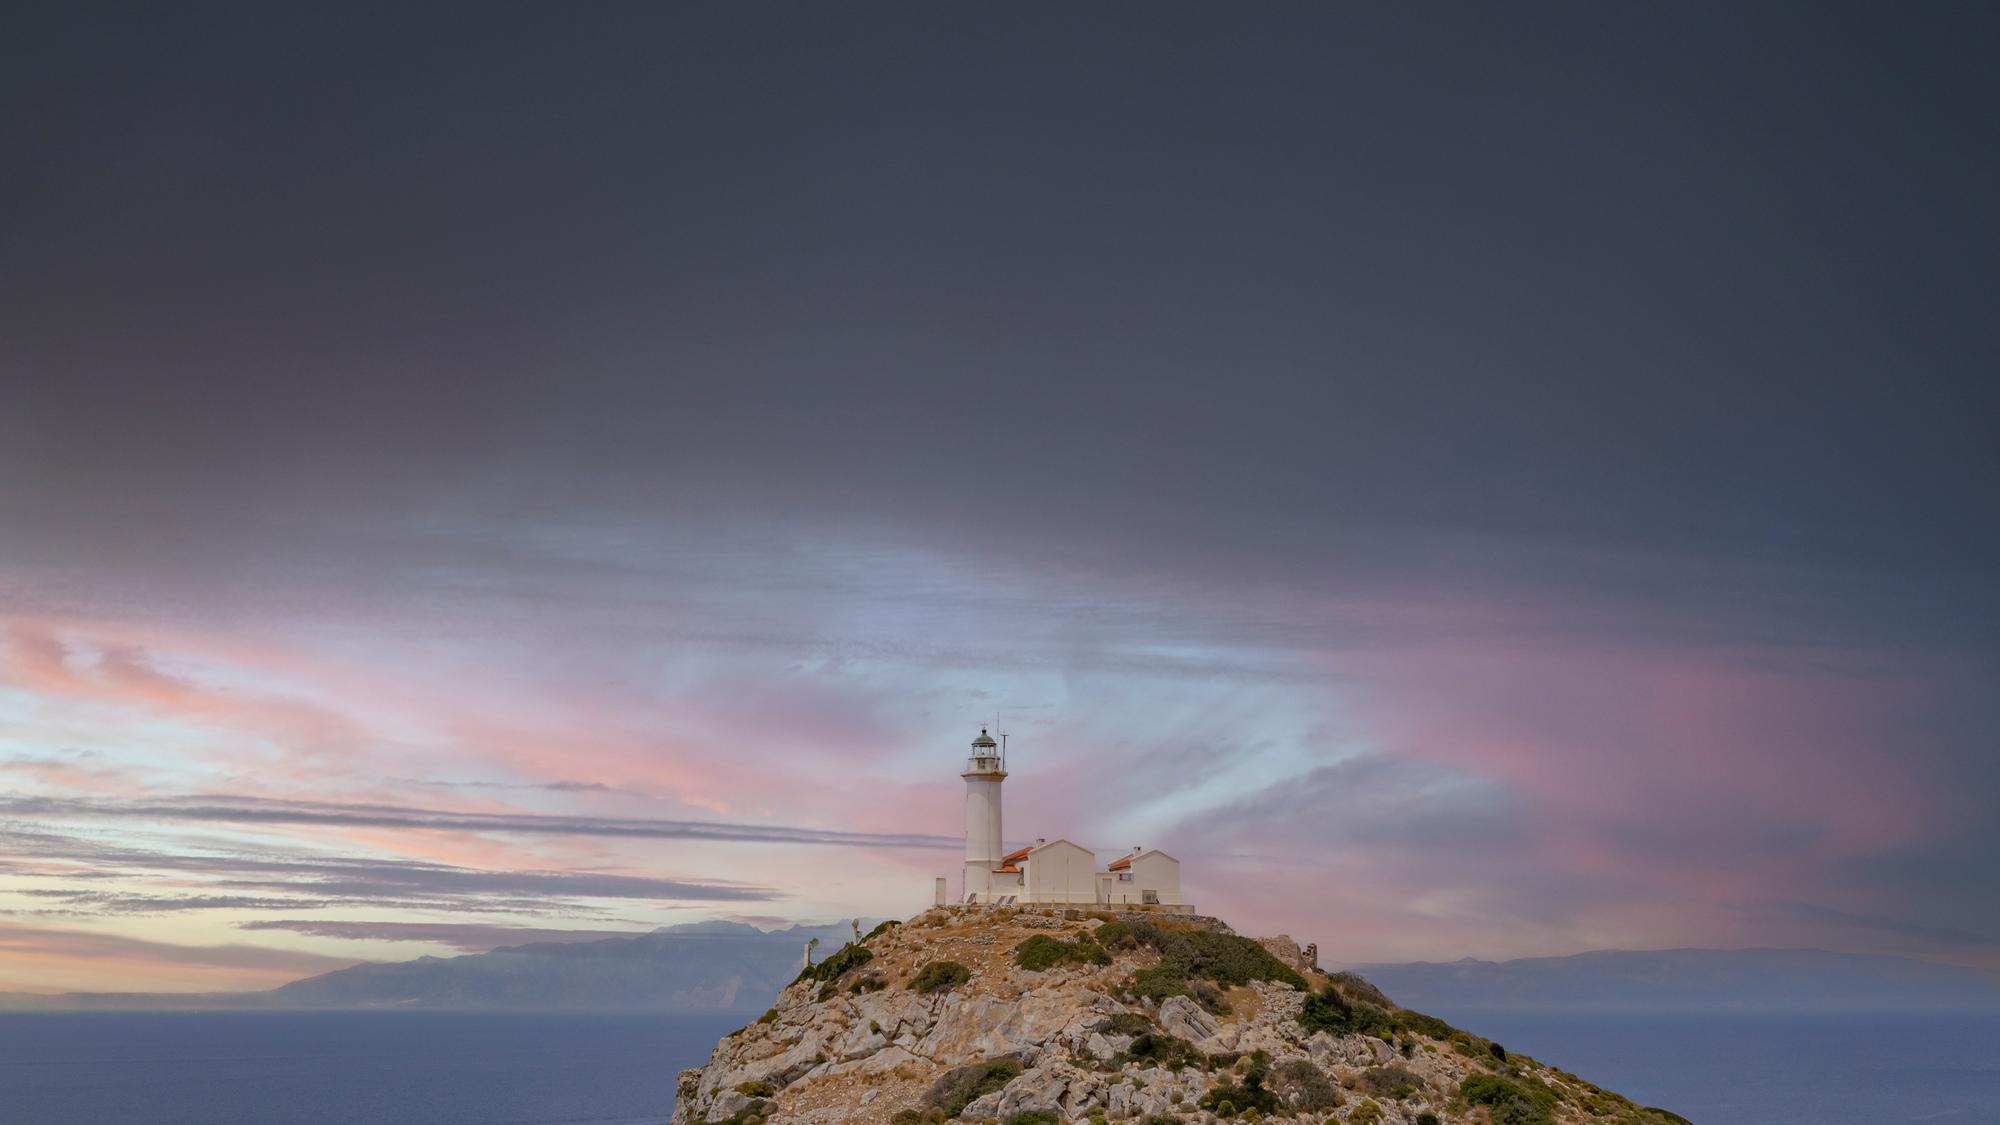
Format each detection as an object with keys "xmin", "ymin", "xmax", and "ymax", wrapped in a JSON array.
[
  {"xmin": 1353, "ymin": 947, "xmax": 2000, "ymax": 1012},
  {"xmin": 6, "ymin": 925, "xmax": 1996, "ymax": 1013},
  {"xmin": 0, "ymin": 920, "xmax": 856, "ymax": 1012}
]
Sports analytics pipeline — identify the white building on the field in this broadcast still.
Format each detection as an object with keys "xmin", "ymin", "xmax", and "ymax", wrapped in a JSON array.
[
  {"xmin": 950, "ymin": 728, "xmax": 1186, "ymax": 909},
  {"xmin": 1102, "ymin": 847, "xmax": 1182, "ymax": 908}
]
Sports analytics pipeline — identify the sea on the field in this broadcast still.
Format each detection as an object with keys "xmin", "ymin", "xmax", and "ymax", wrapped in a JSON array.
[{"xmin": 0, "ymin": 1008, "xmax": 1996, "ymax": 1125}]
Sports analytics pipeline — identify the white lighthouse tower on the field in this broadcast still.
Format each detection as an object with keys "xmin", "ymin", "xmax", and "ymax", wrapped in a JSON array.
[{"xmin": 960, "ymin": 727, "xmax": 1007, "ymax": 902}]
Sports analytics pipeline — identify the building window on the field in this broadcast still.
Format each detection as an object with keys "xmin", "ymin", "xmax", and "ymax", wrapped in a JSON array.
[{"xmin": 1142, "ymin": 889, "xmax": 1159, "ymax": 905}]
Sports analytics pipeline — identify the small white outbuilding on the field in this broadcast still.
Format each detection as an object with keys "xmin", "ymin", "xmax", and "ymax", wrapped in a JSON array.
[
  {"xmin": 1019, "ymin": 838, "xmax": 1099, "ymax": 904},
  {"xmin": 1102, "ymin": 847, "xmax": 1181, "ymax": 908}
]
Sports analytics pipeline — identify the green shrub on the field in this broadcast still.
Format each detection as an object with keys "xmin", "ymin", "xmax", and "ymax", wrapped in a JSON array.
[
  {"xmin": 925, "ymin": 1057, "xmax": 1023, "ymax": 1116},
  {"xmin": 1490, "ymin": 1039, "xmax": 1509, "ymax": 1062},
  {"xmin": 1197, "ymin": 1049, "xmax": 1280, "ymax": 1115},
  {"xmin": 797, "ymin": 942, "xmax": 873, "ymax": 984},
  {"xmin": 1353, "ymin": 1065, "xmax": 1422, "ymax": 1100},
  {"xmin": 755, "ymin": 1008, "xmax": 777, "ymax": 1024},
  {"xmin": 1327, "ymin": 970, "xmax": 1393, "ymax": 1008},
  {"xmin": 1265, "ymin": 1057, "xmax": 1340, "ymax": 1111},
  {"xmin": 849, "ymin": 971, "xmax": 887, "ymax": 994},
  {"xmin": 1130, "ymin": 965, "xmax": 1228, "ymax": 1013},
  {"xmin": 1460, "ymin": 1074, "xmax": 1557, "ymax": 1125},
  {"xmin": 1014, "ymin": 934, "xmax": 1110, "ymax": 971},
  {"xmin": 733, "ymin": 1080, "xmax": 774, "ymax": 1097},
  {"xmin": 910, "ymin": 960, "xmax": 973, "ymax": 994},
  {"xmin": 1297, "ymin": 985, "xmax": 1353, "ymax": 1035},
  {"xmin": 1118, "ymin": 1030, "xmax": 1204, "ymax": 1071},
  {"xmin": 1416, "ymin": 1113, "xmax": 1441, "ymax": 1125},
  {"xmin": 1131, "ymin": 965, "xmax": 1188, "ymax": 1006},
  {"xmin": 1353, "ymin": 1001, "xmax": 1395, "ymax": 1037},
  {"xmin": 1094, "ymin": 920, "xmax": 1138, "ymax": 948},
  {"xmin": 1348, "ymin": 1098, "xmax": 1384, "ymax": 1125},
  {"xmin": 1200, "ymin": 1081, "xmax": 1278, "ymax": 1116},
  {"xmin": 1193, "ymin": 978, "xmax": 1231, "ymax": 1013},
  {"xmin": 1450, "ymin": 1030, "xmax": 1496, "ymax": 1059},
  {"xmin": 1394, "ymin": 1009, "xmax": 1456, "ymax": 1039},
  {"xmin": 1134, "ymin": 922, "xmax": 1307, "ymax": 991},
  {"xmin": 864, "ymin": 919, "xmax": 900, "ymax": 942},
  {"xmin": 1003, "ymin": 1114, "xmax": 1058, "ymax": 1125},
  {"xmin": 1295, "ymin": 984, "xmax": 1393, "ymax": 1037},
  {"xmin": 1093, "ymin": 1010, "xmax": 1155, "ymax": 1037}
]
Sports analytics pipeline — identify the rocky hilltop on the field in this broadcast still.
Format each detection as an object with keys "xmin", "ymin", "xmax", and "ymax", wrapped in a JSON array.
[{"xmin": 671, "ymin": 907, "xmax": 1690, "ymax": 1125}]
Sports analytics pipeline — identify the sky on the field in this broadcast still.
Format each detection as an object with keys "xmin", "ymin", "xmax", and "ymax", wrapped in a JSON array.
[{"xmin": 2, "ymin": 4, "xmax": 1997, "ymax": 993}]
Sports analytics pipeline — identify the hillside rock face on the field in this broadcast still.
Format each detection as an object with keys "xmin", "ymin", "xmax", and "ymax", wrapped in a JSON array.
[{"xmin": 670, "ymin": 907, "xmax": 1688, "ymax": 1125}]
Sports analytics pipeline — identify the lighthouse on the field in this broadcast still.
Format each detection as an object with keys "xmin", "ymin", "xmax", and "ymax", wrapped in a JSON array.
[
  {"xmin": 937, "ymin": 726, "xmax": 1184, "ymax": 909},
  {"xmin": 960, "ymin": 728, "xmax": 1007, "ymax": 902}
]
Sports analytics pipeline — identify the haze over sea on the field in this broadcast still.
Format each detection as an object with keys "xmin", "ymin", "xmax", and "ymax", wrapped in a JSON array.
[{"xmin": 3, "ymin": 1009, "xmax": 1995, "ymax": 1125}]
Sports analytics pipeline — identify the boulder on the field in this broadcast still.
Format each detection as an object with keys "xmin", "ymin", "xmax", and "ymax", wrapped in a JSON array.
[{"xmin": 1157, "ymin": 994, "xmax": 1220, "ymax": 1041}]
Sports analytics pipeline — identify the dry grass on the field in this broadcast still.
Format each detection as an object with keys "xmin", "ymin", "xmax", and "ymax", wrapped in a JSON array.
[{"xmin": 1225, "ymin": 985, "xmax": 1265, "ymax": 1022}]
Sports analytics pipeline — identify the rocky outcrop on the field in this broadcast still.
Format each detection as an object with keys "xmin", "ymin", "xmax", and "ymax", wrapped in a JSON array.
[{"xmin": 669, "ymin": 906, "xmax": 1689, "ymax": 1125}]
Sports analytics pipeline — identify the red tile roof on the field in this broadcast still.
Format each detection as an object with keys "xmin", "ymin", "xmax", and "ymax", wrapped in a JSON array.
[
  {"xmin": 993, "ymin": 864, "xmax": 1021, "ymax": 873},
  {"xmin": 1001, "ymin": 846, "xmax": 1033, "ymax": 864},
  {"xmin": 1108, "ymin": 854, "xmax": 1134, "ymax": 871}
]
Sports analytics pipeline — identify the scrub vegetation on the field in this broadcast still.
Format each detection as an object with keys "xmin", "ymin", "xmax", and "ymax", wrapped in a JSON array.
[
  {"xmin": 1108, "ymin": 919, "xmax": 1306, "ymax": 1014},
  {"xmin": 797, "ymin": 942, "xmax": 873, "ymax": 984},
  {"xmin": 909, "ymin": 960, "xmax": 972, "ymax": 994},
  {"xmin": 1459, "ymin": 1074, "xmax": 1558, "ymax": 1125},
  {"xmin": 920, "ymin": 1057, "xmax": 1025, "ymax": 1117},
  {"xmin": 1013, "ymin": 933, "xmax": 1111, "ymax": 971}
]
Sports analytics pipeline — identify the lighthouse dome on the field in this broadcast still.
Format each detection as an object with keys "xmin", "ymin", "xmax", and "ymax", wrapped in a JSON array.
[{"xmin": 971, "ymin": 728, "xmax": 998, "ymax": 750}]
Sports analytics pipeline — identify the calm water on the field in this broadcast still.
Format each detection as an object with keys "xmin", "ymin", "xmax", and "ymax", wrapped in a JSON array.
[
  {"xmin": 1445, "ymin": 1009, "xmax": 2000, "ymax": 1125},
  {"xmin": 0, "ymin": 1010, "xmax": 749, "ymax": 1125},
  {"xmin": 1, "ymin": 1009, "xmax": 1996, "ymax": 1124}
]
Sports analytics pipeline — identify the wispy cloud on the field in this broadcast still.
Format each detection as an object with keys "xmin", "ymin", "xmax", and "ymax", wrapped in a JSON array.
[
  {"xmin": 0, "ymin": 794, "xmax": 959, "ymax": 848},
  {"xmin": 1727, "ymin": 900, "xmax": 1996, "ymax": 950},
  {"xmin": 0, "ymin": 822, "xmax": 778, "ymax": 917},
  {"xmin": 234, "ymin": 919, "xmax": 654, "ymax": 952}
]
